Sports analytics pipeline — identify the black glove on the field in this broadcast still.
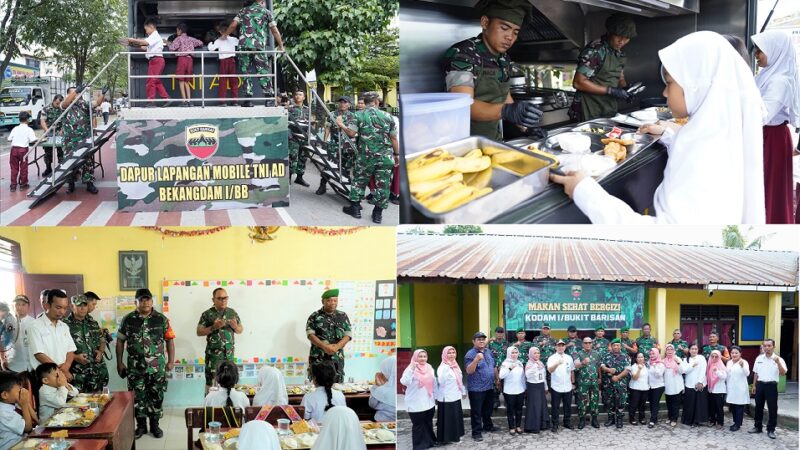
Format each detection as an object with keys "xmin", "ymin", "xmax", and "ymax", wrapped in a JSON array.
[
  {"xmin": 502, "ymin": 102, "xmax": 543, "ymax": 128},
  {"xmin": 607, "ymin": 87, "xmax": 632, "ymax": 102},
  {"xmin": 525, "ymin": 126, "xmax": 548, "ymax": 141},
  {"xmin": 101, "ymin": 86, "xmax": 109, "ymax": 95},
  {"xmin": 75, "ymin": 84, "xmax": 87, "ymax": 94}
]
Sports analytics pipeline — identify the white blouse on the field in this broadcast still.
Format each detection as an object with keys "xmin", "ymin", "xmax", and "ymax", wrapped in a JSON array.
[
  {"xmin": 707, "ymin": 366, "xmax": 728, "ymax": 394},
  {"xmin": 499, "ymin": 361, "xmax": 526, "ymax": 395},
  {"xmin": 301, "ymin": 386, "xmax": 347, "ymax": 422},
  {"xmin": 681, "ymin": 356, "xmax": 707, "ymax": 388},
  {"xmin": 648, "ymin": 362, "xmax": 666, "ymax": 389},
  {"xmin": 436, "ymin": 364, "xmax": 466, "ymax": 403},
  {"xmin": 400, "ymin": 367, "xmax": 435, "ymax": 413},
  {"xmin": 663, "ymin": 361, "xmax": 685, "ymax": 396},
  {"xmin": 525, "ymin": 361, "xmax": 547, "ymax": 388},
  {"xmin": 725, "ymin": 359, "xmax": 751, "ymax": 405},
  {"xmin": 628, "ymin": 364, "xmax": 650, "ymax": 391},
  {"xmin": 205, "ymin": 387, "xmax": 251, "ymax": 409}
]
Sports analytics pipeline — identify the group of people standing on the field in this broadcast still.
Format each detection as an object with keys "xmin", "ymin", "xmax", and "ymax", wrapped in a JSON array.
[{"xmin": 402, "ymin": 323, "xmax": 788, "ymax": 449}]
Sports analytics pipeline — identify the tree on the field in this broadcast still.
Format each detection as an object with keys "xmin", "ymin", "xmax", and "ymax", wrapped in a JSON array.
[
  {"xmin": 442, "ymin": 225, "xmax": 484, "ymax": 234},
  {"xmin": 350, "ymin": 28, "xmax": 398, "ymax": 104},
  {"xmin": 21, "ymin": 0, "xmax": 126, "ymax": 85},
  {"xmin": 0, "ymin": 0, "xmax": 53, "ymax": 86},
  {"xmin": 274, "ymin": 0, "xmax": 397, "ymax": 100},
  {"xmin": 721, "ymin": 225, "xmax": 772, "ymax": 250}
]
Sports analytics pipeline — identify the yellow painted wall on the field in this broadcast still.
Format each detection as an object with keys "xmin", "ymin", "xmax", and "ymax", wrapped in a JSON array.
[
  {"xmin": 462, "ymin": 285, "xmax": 479, "ymax": 341},
  {"xmin": 1, "ymin": 226, "xmax": 396, "ymax": 298},
  {"xmin": 413, "ymin": 283, "xmax": 459, "ymax": 346}
]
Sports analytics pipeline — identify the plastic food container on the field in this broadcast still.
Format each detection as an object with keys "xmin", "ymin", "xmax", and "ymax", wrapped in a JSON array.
[{"xmin": 401, "ymin": 93, "xmax": 473, "ymax": 156}]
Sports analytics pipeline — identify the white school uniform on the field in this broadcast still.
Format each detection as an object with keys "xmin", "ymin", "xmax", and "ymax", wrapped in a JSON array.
[
  {"xmin": 0, "ymin": 402, "xmax": 25, "ymax": 449},
  {"xmin": 7, "ymin": 123, "xmax": 36, "ymax": 147},
  {"xmin": 145, "ymin": 31, "xmax": 164, "ymax": 59},
  {"xmin": 300, "ymin": 386, "xmax": 346, "ymax": 422},
  {"xmin": 204, "ymin": 387, "xmax": 251, "ymax": 409},
  {"xmin": 39, "ymin": 383, "xmax": 79, "ymax": 422}
]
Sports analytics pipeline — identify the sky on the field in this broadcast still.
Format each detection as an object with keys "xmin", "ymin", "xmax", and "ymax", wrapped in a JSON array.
[{"xmin": 397, "ymin": 225, "xmax": 800, "ymax": 252}]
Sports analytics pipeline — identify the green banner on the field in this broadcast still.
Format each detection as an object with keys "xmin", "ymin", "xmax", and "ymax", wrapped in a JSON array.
[
  {"xmin": 504, "ymin": 282, "xmax": 644, "ymax": 331},
  {"xmin": 116, "ymin": 116, "xmax": 289, "ymax": 212}
]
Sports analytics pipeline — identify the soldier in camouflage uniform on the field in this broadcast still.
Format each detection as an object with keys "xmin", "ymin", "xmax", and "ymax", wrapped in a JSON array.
[
  {"xmin": 600, "ymin": 339, "xmax": 631, "ymax": 428},
  {"xmin": 669, "ymin": 329, "xmax": 689, "ymax": 359},
  {"xmin": 619, "ymin": 326, "xmax": 638, "ymax": 363},
  {"xmin": 223, "ymin": 0, "xmax": 285, "ymax": 107},
  {"xmin": 306, "ymin": 289, "xmax": 352, "ymax": 383},
  {"xmin": 338, "ymin": 92, "xmax": 399, "ymax": 224},
  {"xmin": 487, "ymin": 326, "xmax": 509, "ymax": 409},
  {"xmin": 593, "ymin": 326, "xmax": 611, "ymax": 412},
  {"xmin": 635, "ymin": 323, "xmax": 660, "ymax": 362},
  {"xmin": 61, "ymin": 86, "xmax": 103, "ymax": 194},
  {"xmin": 64, "ymin": 295, "xmax": 109, "ymax": 393},
  {"xmin": 701, "ymin": 332, "xmax": 730, "ymax": 363},
  {"xmin": 116, "ymin": 288, "xmax": 175, "ymax": 439},
  {"xmin": 317, "ymin": 96, "xmax": 357, "ymax": 196},
  {"xmin": 40, "ymin": 94, "xmax": 65, "ymax": 177},
  {"xmin": 287, "ymin": 91, "xmax": 311, "ymax": 187},
  {"xmin": 532, "ymin": 323, "xmax": 556, "ymax": 363},
  {"xmin": 196, "ymin": 288, "xmax": 243, "ymax": 390},
  {"xmin": 511, "ymin": 328, "xmax": 532, "ymax": 365},
  {"xmin": 573, "ymin": 337, "xmax": 601, "ymax": 429},
  {"xmin": 564, "ymin": 325, "xmax": 582, "ymax": 359}
]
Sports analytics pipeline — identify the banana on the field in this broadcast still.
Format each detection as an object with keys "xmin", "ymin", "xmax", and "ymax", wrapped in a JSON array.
[
  {"xmin": 448, "ymin": 186, "xmax": 493, "ymax": 210},
  {"xmin": 408, "ymin": 155, "xmax": 457, "ymax": 183},
  {"xmin": 466, "ymin": 167, "xmax": 492, "ymax": 189},
  {"xmin": 462, "ymin": 148, "xmax": 483, "ymax": 159},
  {"xmin": 454, "ymin": 155, "xmax": 491, "ymax": 173},
  {"xmin": 407, "ymin": 149, "xmax": 446, "ymax": 171},
  {"xmin": 490, "ymin": 150, "xmax": 525, "ymax": 166},
  {"xmin": 425, "ymin": 184, "xmax": 475, "ymax": 213},
  {"xmin": 410, "ymin": 172, "xmax": 463, "ymax": 199},
  {"xmin": 419, "ymin": 182, "xmax": 465, "ymax": 208},
  {"xmin": 482, "ymin": 147, "xmax": 508, "ymax": 156}
]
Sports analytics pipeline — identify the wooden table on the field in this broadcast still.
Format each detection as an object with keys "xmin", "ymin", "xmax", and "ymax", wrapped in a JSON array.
[
  {"xmin": 198, "ymin": 431, "xmax": 395, "ymax": 449},
  {"xmin": 12, "ymin": 438, "xmax": 109, "ymax": 450},
  {"xmin": 29, "ymin": 391, "xmax": 135, "ymax": 450}
]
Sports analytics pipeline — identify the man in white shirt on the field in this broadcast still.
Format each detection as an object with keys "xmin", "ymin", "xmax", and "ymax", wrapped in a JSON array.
[
  {"xmin": 749, "ymin": 338, "xmax": 787, "ymax": 439},
  {"xmin": 99, "ymin": 100, "xmax": 111, "ymax": 125},
  {"xmin": 6, "ymin": 111, "xmax": 37, "ymax": 191},
  {"xmin": 120, "ymin": 18, "xmax": 170, "ymax": 105},
  {"xmin": 547, "ymin": 339, "xmax": 575, "ymax": 432},
  {"xmin": 27, "ymin": 289, "xmax": 76, "ymax": 381},
  {"xmin": 7, "ymin": 295, "xmax": 35, "ymax": 374}
]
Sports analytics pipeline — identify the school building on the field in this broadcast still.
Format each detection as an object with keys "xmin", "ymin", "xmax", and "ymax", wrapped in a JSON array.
[{"xmin": 397, "ymin": 233, "xmax": 799, "ymax": 390}]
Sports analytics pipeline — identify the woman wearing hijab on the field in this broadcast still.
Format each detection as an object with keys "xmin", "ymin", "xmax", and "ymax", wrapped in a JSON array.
[
  {"xmin": 647, "ymin": 348, "xmax": 666, "ymax": 428},
  {"xmin": 663, "ymin": 344, "xmax": 684, "ymax": 427},
  {"xmin": 706, "ymin": 349, "xmax": 728, "ymax": 428},
  {"xmin": 238, "ymin": 420, "xmax": 281, "ymax": 450},
  {"xmin": 523, "ymin": 347, "xmax": 548, "ymax": 433},
  {"xmin": 499, "ymin": 346, "xmax": 526, "ymax": 435},
  {"xmin": 681, "ymin": 343, "xmax": 708, "ymax": 427},
  {"xmin": 436, "ymin": 346, "xmax": 465, "ymax": 444},
  {"xmin": 752, "ymin": 30, "xmax": 800, "ymax": 224},
  {"xmin": 252, "ymin": 365, "xmax": 289, "ymax": 407},
  {"xmin": 369, "ymin": 355, "xmax": 396, "ymax": 422},
  {"xmin": 628, "ymin": 352, "xmax": 649, "ymax": 426},
  {"xmin": 311, "ymin": 406, "xmax": 367, "ymax": 450},
  {"xmin": 725, "ymin": 346, "xmax": 750, "ymax": 431},
  {"xmin": 400, "ymin": 349, "xmax": 436, "ymax": 449},
  {"xmin": 552, "ymin": 31, "xmax": 765, "ymax": 224}
]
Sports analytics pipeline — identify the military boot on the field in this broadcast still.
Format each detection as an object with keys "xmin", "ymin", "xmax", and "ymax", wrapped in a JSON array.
[
  {"xmin": 591, "ymin": 415, "xmax": 600, "ymax": 428},
  {"xmin": 135, "ymin": 418, "xmax": 147, "ymax": 439},
  {"xmin": 371, "ymin": 205, "xmax": 382, "ymax": 224},
  {"xmin": 86, "ymin": 182, "xmax": 98, "ymax": 194},
  {"xmin": 66, "ymin": 181, "xmax": 75, "ymax": 193},
  {"xmin": 578, "ymin": 417, "xmax": 586, "ymax": 430},
  {"xmin": 604, "ymin": 415, "xmax": 616, "ymax": 427},
  {"xmin": 150, "ymin": 418, "xmax": 164, "ymax": 438},
  {"xmin": 342, "ymin": 201, "xmax": 361, "ymax": 219},
  {"xmin": 294, "ymin": 174, "xmax": 310, "ymax": 187},
  {"xmin": 315, "ymin": 179, "xmax": 327, "ymax": 195}
]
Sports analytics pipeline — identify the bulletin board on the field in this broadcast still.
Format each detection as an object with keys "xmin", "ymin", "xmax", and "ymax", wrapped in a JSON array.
[
  {"xmin": 741, "ymin": 315, "xmax": 766, "ymax": 341},
  {"xmin": 160, "ymin": 279, "xmax": 395, "ymax": 382}
]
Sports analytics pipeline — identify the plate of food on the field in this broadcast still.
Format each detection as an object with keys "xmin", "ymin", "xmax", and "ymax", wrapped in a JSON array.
[
  {"xmin": 279, "ymin": 432, "xmax": 318, "ymax": 449},
  {"xmin": 12, "ymin": 438, "xmax": 76, "ymax": 450},
  {"xmin": 44, "ymin": 406, "xmax": 97, "ymax": 428},
  {"xmin": 364, "ymin": 429, "xmax": 396, "ymax": 444}
]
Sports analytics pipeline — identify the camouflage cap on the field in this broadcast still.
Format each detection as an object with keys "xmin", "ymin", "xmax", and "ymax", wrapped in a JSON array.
[
  {"xmin": 135, "ymin": 288, "xmax": 153, "ymax": 301},
  {"xmin": 541, "ymin": 322, "xmax": 551, "ymax": 329},
  {"xmin": 495, "ymin": 326, "xmax": 505, "ymax": 333},
  {"xmin": 337, "ymin": 96, "xmax": 352, "ymax": 104},
  {"xmin": 71, "ymin": 294, "xmax": 88, "ymax": 306},
  {"xmin": 595, "ymin": 325, "xmax": 605, "ymax": 331},
  {"xmin": 620, "ymin": 326, "xmax": 630, "ymax": 332},
  {"xmin": 606, "ymin": 13, "xmax": 637, "ymax": 39},
  {"xmin": 322, "ymin": 289, "xmax": 339, "ymax": 299},
  {"xmin": 13, "ymin": 294, "xmax": 29, "ymax": 304},
  {"xmin": 516, "ymin": 328, "xmax": 525, "ymax": 333},
  {"xmin": 476, "ymin": 0, "xmax": 532, "ymax": 27},
  {"xmin": 360, "ymin": 91, "xmax": 380, "ymax": 104}
]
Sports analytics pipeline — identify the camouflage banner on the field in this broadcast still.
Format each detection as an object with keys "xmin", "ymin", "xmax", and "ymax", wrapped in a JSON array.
[
  {"xmin": 504, "ymin": 282, "xmax": 645, "ymax": 331},
  {"xmin": 116, "ymin": 116, "xmax": 289, "ymax": 212}
]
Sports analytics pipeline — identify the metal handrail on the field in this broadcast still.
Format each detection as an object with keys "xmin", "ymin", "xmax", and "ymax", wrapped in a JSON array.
[{"xmin": 23, "ymin": 52, "xmax": 122, "ymax": 187}]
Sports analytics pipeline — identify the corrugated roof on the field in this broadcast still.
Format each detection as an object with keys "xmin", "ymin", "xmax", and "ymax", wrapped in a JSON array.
[{"xmin": 397, "ymin": 234, "xmax": 799, "ymax": 287}]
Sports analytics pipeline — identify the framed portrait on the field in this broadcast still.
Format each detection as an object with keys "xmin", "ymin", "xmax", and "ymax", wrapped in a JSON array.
[{"xmin": 119, "ymin": 251, "xmax": 148, "ymax": 291}]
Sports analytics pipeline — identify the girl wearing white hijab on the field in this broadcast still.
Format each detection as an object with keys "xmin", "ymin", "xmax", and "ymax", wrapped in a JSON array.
[
  {"xmin": 552, "ymin": 31, "xmax": 765, "ymax": 224},
  {"xmin": 311, "ymin": 406, "xmax": 367, "ymax": 450},
  {"xmin": 238, "ymin": 420, "xmax": 281, "ymax": 450},
  {"xmin": 252, "ymin": 365, "xmax": 289, "ymax": 407},
  {"xmin": 368, "ymin": 355, "xmax": 397, "ymax": 422},
  {"xmin": 498, "ymin": 346, "xmax": 526, "ymax": 435},
  {"xmin": 752, "ymin": 30, "xmax": 799, "ymax": 224}
]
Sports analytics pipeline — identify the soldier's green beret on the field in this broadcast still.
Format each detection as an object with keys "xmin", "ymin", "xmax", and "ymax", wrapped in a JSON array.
[
  {"xmin": 610, "ymin": 338, "xmax": 622, "ymax": 345},
  {"xmin": 516, "ymin": 328, "xmax": 525, "ymax": 333},
  {"xmin": 71, "ymin": 294, "xmax": 88, "ymax": 306},
  {"xmin": 322, "ymin": 289, "xmax": 339, "ymax": 299},
  {"xmin": 541, "ymin": 322, "xmax": 551, "ymax": 329},
  {"xmin": 606, "ymin": 13, "xmax": 637, "ymax": 39},
  {"xmin": 621, "ymin": 326, "xmax": 630, "ymax": 332},
  {"xmin": 476, "ymin": 0, "xmax": 532, "ymax": 27},
  {"xmin": 595, "ymin": 325, "xmax": 605, "ymax": 331},
  {"xmin": 556, "ymin": 339, "xmax": 567, "ymax": 345}
]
